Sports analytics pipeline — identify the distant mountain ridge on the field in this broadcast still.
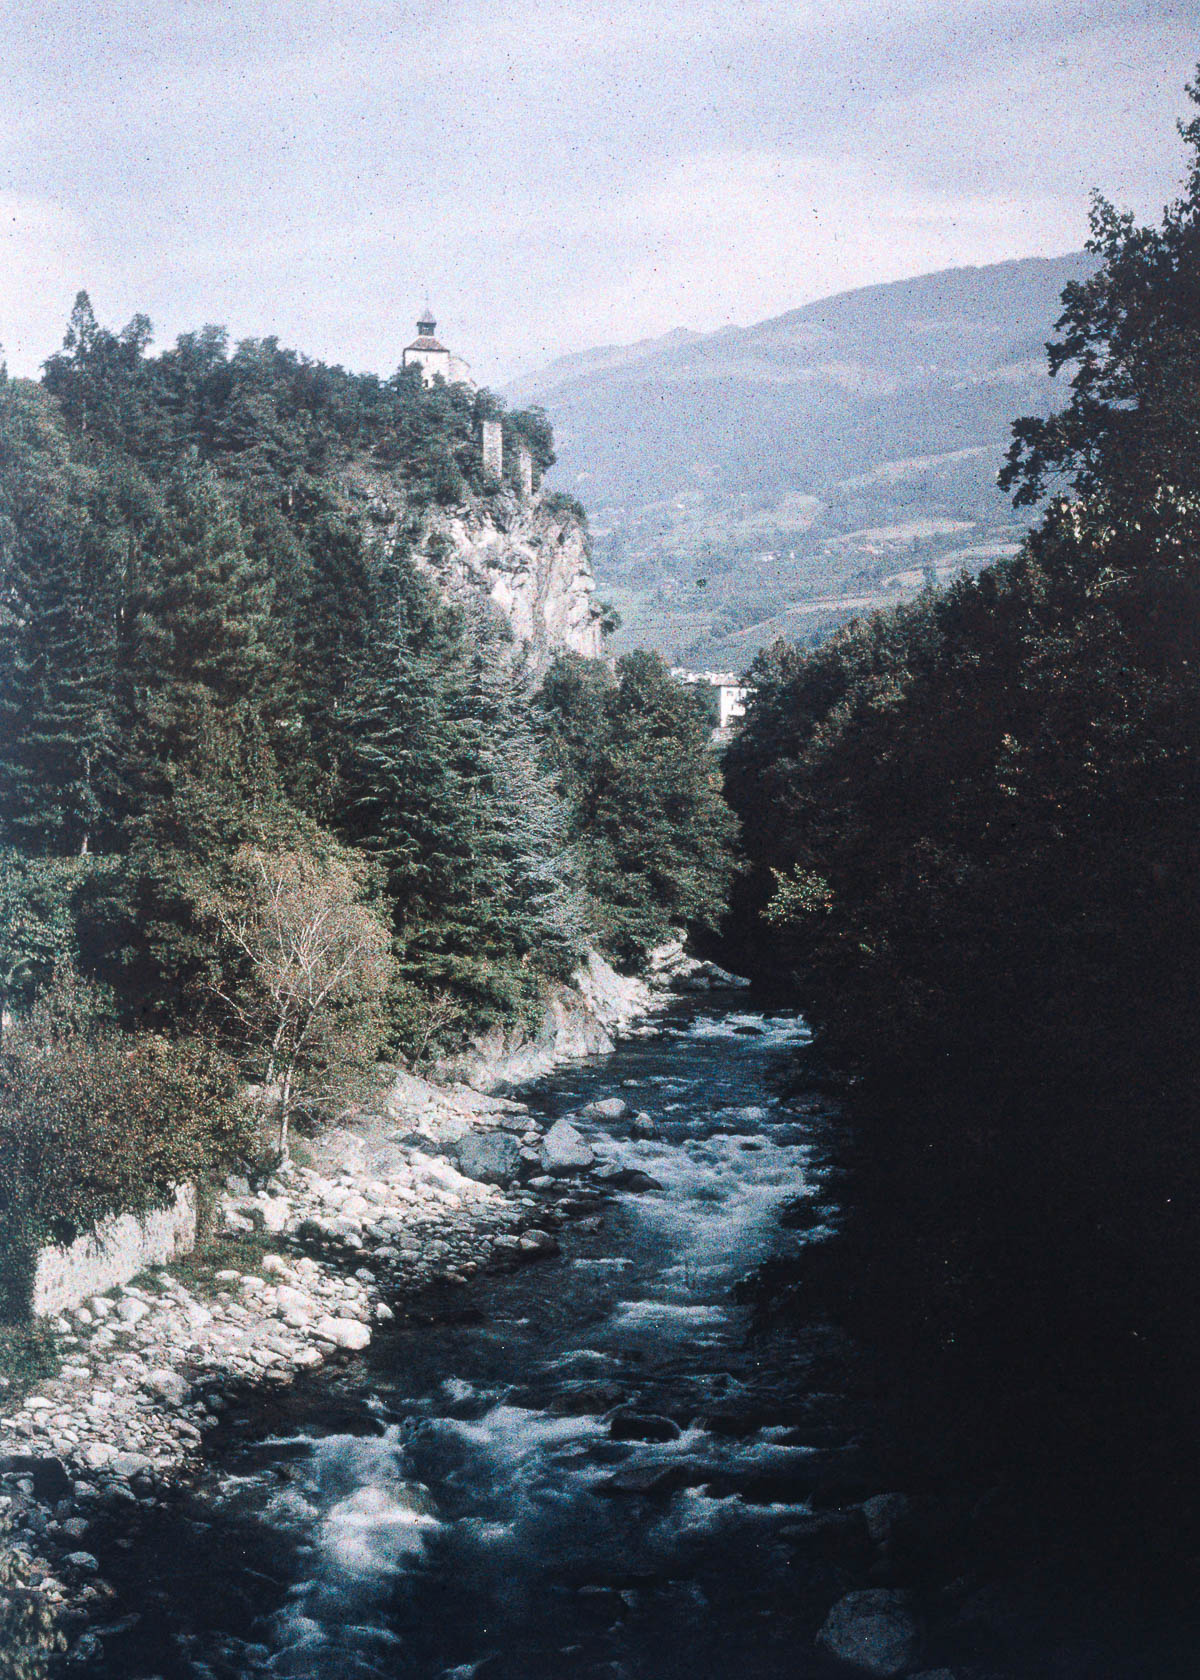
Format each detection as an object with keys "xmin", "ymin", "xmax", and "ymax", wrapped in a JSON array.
[{"xmin": 509, "ymin": 253, "xmax": 1094, "ymax": 667}]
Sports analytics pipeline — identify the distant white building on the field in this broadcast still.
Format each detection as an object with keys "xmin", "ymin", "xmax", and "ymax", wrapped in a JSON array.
[
  {"xmin": 670, "ymin": 668, "xmax": 751, "ymax": 735},
  {"xmin": 402, "ymin": 307, "xmax": 475, "ymax": 389}
]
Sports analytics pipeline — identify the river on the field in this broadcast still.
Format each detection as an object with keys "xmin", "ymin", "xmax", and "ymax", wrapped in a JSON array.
[{"xmin": 85, "ymin": 1000, "xmax": 875, "ymax": 1679}]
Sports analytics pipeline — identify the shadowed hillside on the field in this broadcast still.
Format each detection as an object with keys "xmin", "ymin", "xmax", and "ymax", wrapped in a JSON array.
[{"xmin": 511, "ymin": 253, "xmax": 1094, "ymax": 666}]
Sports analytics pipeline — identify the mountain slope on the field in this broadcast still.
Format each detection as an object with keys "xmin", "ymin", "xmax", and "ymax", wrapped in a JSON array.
[{"xmin": 511, "ymin": 254, "xmax": 1093, "ymax": 667}]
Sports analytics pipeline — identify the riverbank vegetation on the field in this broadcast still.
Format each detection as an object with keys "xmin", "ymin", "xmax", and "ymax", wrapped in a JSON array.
[
  {"xmin": 725, "ymin": 81, "xmax": 1200, "ymax": 1536},
  {"xmin": 0, "ymin": 304, "xmax": 733, "ymax": 1304}
]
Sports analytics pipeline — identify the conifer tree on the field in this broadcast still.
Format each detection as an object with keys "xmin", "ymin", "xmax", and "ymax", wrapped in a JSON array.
[
  {"xmin": 341, "ymin": 555, "xmax": 497, "ymax": 1011},
  {"xmin": 109, "ymin": 460, "xmax": 285, "ymax": 1013},
  {"xmin": 0, "ymin": 379, "xmax": 117, "ymax": 856}
]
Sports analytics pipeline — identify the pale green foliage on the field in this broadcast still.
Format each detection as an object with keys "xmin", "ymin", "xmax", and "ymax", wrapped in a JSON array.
[{"xmin": 201, "ymin": 839, "xmax": 395, "ymax": 1155}]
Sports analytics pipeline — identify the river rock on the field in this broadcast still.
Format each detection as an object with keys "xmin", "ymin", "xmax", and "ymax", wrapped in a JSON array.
[
  {"xmin": 0, "ymin": 1454, "xmax": 73, "ymax": 1502},
  {"xmin": 863, "ymin": 1492, "xmax": 911, "ymax": 1550},
  {"xmin": 629, "ymin": 1112, "xmax": 656, "ymax": 1137},
  {"xmin": 582, "ymin": 1097, "xmax": 628, "ymax": 1121},
  {"xmin": 541, "ymin": 1119, "xmax": 596, "ymax": 1175},
  {"xmin": 261, "ymin": 1196, "xmax": 292, "ymax": 1233},
  {"xmin": 816, "ymin": 1589, "xmax": 921, "ymax": 1677},
  {"xmin": 609, "ymin": 1409, "xmax": 682, "ymax": 1443},
  {"xmin": 454, "ymin": 1131, "xmax": 523, "ymax": 1187},
  {"xmin": 109, "ymin": 1451, "xmax": 155, "ymax": 1482},
  {"xmin": 314, "ymin": 1316, "xmax": 372, "ymax": 1351},
  {"xmin": 115, "ymin": 1298, "xmax": 148, "ymax": 1326},
  {"xmin": 594, "ymin": 1164, "xmax": 664, "ymax": 1193},
  {"xmin": 143, "ymin": 1370, "xmax": 191, "ymax": 1409}
]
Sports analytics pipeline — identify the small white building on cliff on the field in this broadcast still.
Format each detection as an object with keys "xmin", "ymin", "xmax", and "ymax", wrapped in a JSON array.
[{"xmin": 402, "ymin": 307, "xmax": 475, "ymax": 389}]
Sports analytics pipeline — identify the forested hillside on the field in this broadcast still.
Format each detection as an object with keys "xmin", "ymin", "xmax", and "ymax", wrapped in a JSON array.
[
  {"xmin": 512, "ymin": 253, "xmax": 1093, "ymax": 666},
  {"xmin": 723, "ymin": 90, "xmax": 1200, "ymax": 1530},
  {"xmin": 0, "ymin": 301, "xmax": 733, "ymax": 1296}
]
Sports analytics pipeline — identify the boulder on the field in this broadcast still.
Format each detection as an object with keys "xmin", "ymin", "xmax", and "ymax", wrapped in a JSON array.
[
  {"xmin": 0, "ymin": 1455, "xmax": 72, "ymax": 1502},
  {"xmin": 454, "ymin": 1131, "xmax": 524, "ymax": 1187},
  {"xmin": 863, "ymin": 1492, "xmax": 912, "ymax": 1550},
  {"xmin": 540, "ymin": 1118, "xmax": 596, "ymax": 1175},
  {"xmin": 313, "ymin": 1316, "xmax": 372, "ymax": 1351},
  {"xmin": 258, "ymin": 1196, "xmax": 291, "ymax": 1234},
  {"xmin": 593, "ymin": 1164, "xmax": 664, "ymax": 1193},
  {"xmin": 115, "ymin": 1297, "xmax": 148, "ymax": 1325},
  {"xmin": 517, "ymin": 1229, "xmax": 560, "ymax": 1257},
  {"xmin": 582, "ymin": 1097, "xmax": 628, "ymax": 1121},
  {"xmin": 547, "ymin": 1383, "xmax": 628, "ymax": 1416},
  {"xmin": 629, "ymin": 1112, "xmax": 656, "ymax": 1137},
  {"xmin": 143, "ymin": 1369, "xmax": 191, "ymax": 1409},
  {"xmin": 609, "ymin": 1410, "xmax": 682, "ymax": 1443},
  {"xmin": 274, "ymin": 1285, "xmax": 315, "ymax": 1321},
  {"xmin": 109, "ymin": 1451, "xmax": 155, "ymax": 1483},
  {"xmin": 816, "ymin": 1589, "xmax": 921, "ymax": 1677}
]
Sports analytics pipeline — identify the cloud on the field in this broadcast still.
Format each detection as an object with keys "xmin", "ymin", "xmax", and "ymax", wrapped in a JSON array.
[{"xmin": 0, "ymin": 1, "xmax": 1194, "ymax": 378}]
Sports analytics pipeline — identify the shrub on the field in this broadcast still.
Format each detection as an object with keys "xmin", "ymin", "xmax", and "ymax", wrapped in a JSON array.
[{"xmin": 0, "ymin": 973, "xmax": 249, "ymax": 1319}]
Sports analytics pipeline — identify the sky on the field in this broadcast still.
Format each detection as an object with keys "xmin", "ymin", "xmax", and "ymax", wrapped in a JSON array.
[{"xmin": 0, "ymin": 1, "xmax": 1195, "ymax": 387}]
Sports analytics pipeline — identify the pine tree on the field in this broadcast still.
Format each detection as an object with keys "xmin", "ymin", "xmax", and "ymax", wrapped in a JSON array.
[
  {"xmin": 0, "ymin": 378, "xmax": 118, "ymax": 856},
  {"xmin": 107, "ymin": 460, "xmax": 286, "ymax": 1014},
  {"xmin": 467, "ymin": 630, "xmax": 591, "ymax": 973},
  {"xmin": 342, "ymin": 557, "xmax": 482, "ymax": 967}
]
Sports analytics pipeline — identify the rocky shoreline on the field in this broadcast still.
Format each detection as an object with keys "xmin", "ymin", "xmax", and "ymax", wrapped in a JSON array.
[{"xmin": 0, "ymin": 945, "xmax": 746, "ymax": 1670}]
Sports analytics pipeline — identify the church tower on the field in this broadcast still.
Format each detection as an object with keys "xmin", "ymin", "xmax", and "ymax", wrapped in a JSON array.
[{"xmin": 402, "ymin": 307, "xmax": 475, "ymax": 389}]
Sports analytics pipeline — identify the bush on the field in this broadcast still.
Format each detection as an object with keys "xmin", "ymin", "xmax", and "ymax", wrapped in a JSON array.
[{"xmin": 0, "ymin": 974, "xmax": 250, "ymax": 1319}]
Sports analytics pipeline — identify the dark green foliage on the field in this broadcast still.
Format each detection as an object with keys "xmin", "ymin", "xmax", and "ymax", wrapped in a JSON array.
[
  {"xmin": 344, "ymin": 563, "xmax": 589, "ymax": 1050},
  {"xmin": 0, "ymin": 972, "xmax": 249, "ymax": 1319},
  {"xmin": 1, "ymin": 293, "xmax": 567, "ymax": 1030},
  {"xmin": 538, "ymin": 650, "xmax": 737, "ymax": 964},
  {"xmin": 724, "ymin": 80, "xmax": 1200, "ymax": 1521},
  {"xmin": 0, "ymin": 851, "xmax": 79, "ymax": 1033},
  {"xmin": 0, "ymin": 377, "xmax": 117, "ymax": 855},
  {"xmin": 0, "ymin": 284, "xmax": 736, "ymax": 1287}
]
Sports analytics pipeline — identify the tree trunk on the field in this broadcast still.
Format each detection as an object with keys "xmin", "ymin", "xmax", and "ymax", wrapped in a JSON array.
[{"xmin": 278, "ymin": 1065, "xmax": 293, "ymax": 1164}]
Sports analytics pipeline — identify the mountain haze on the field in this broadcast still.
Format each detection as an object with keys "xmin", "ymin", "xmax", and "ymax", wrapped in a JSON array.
[{"xmin": 511, "ymin": 254, "xmax": 1094, "ymax": 667}]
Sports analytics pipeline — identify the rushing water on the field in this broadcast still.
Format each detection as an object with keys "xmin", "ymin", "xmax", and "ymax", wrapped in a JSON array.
[{"xmin": 90, "ymin": 1004, "xmax": 867, "ymax": 1680}]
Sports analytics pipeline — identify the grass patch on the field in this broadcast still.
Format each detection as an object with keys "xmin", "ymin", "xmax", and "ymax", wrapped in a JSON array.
[
  {"xmin": 169, "ymin": 1227, "xmax": 283, "ymax": 1300},
  {"xmin": 0, "ymin": 1322, "xmax": 60, "ymax": 1406}
]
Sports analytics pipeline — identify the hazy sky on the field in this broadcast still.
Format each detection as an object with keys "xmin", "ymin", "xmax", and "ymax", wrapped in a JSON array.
[{"xmin": 1, "ymin": 1, "xmax": 1195, "ymax": 385}]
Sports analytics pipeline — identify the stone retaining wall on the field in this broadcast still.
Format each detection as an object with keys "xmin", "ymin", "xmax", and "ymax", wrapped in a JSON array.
[{"xmin": 31, "ymin": 1186, "xmax": 198, "ymax": 1317}]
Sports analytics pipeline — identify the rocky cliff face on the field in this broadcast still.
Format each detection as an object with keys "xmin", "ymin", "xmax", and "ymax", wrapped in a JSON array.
[
  {"xmin": 419, "ymin": 493, "xmax": 603, "ymax": 670},
  {"xmin": 346, "ymin": 464, "xmax": 603, "ymax": 670}
]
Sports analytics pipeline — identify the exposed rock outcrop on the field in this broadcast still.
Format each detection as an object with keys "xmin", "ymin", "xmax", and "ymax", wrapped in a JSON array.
[
  {"xmin": 346, "ymin": 462, "xmax": 602, "ymax": 672},
  {"xmin": 437, "ymin": 950, "xmax": 657, "ymax": 1090},
  {"xmin": 420, "ymin": 493, "xmax": 603, "ymax": 671}
]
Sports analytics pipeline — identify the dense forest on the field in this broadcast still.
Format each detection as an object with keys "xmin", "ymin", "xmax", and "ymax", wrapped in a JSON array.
[
  {"xmin": 724, "ymin": 84, "xmax": 1200, "ymax": 1536},
  {"xmin": 0, "ymin": 301, "xmax": 733, "ymax": 1306}
]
